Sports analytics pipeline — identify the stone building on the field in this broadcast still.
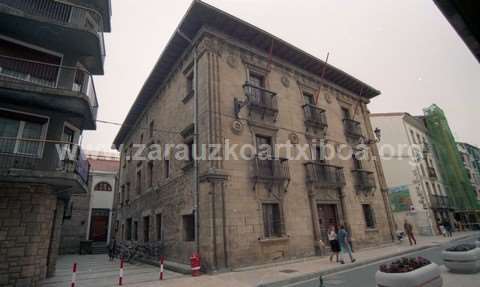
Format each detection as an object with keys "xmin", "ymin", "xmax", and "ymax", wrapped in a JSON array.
[
  {"xmin": 113, "ymin": 0, "xmax": 394, "ymax": 271},
  {"xmin": 60, "ymin": 151, "xmax": 119, "ymax": 254},
  {"xmin": 371, "ymin": 113, "xmax": 453, "ymax": 236},
  {"xmin": 0, "ymin": 1, "xmax": 111, "ymax": 286},
  {"xmin": 457, "ymin": 142, "xmax": 480, "ymax": 202}
]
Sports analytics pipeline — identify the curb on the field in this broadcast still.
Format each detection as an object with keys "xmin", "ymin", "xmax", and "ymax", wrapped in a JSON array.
[{"xmin": 257, "ymin": 233, "xmax": 476, "ymax": 287}]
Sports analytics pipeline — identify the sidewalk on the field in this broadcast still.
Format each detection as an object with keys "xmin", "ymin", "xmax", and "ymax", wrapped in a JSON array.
[{"xmin": 128, "ymin": 231, "xmax": 477, "ymax": 287}]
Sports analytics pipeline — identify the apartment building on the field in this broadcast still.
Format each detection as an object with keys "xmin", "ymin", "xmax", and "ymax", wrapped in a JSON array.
[
  {"xmin": 113, "ymin": 1, "xmax": 393, "ymax": 271},
  {"xmin": 0, "ymin": 1, "xmax": 111, "ymax": 286},
  {"xmin": 371, "ymin": 113, "xmax": 452, "ymax": 236},
  {"xmin": 60, "ymin": 151, "xmax": 119, "ymax": 254},
  {"xmin": 457, "ymin": 142, "xmax": 480, "ymax": 201}
]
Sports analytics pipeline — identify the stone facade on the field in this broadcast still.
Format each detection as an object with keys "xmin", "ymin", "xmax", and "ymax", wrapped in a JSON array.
[
  {"xmin": 114, "ymin": 26, "xmax": 394, "ymax": 271},
  {"xmin": 0, "ymin": 184, "xmax": 64, "ymax": 287},
  {"xmin": 59, "ymin": 192, "xmax": 91, "ymax": 254}
]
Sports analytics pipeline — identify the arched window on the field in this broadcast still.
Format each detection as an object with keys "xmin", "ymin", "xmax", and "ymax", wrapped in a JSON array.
[{"xmin": 94, "ymin": 182, "xmax": 112, "ymax": 192}]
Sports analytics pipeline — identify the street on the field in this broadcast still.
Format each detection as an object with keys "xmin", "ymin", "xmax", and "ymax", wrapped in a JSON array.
[{"xmin": 286, "ymin": 235, "xmax": 480, "ymax": 287}]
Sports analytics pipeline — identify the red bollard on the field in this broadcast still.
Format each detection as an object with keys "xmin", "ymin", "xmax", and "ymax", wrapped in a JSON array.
[
  {"xmin": 190, "ymin": 253, "xmax": 201, "ymax": 277},
  {"xmin": 159, "ymin": 256, "xmax": 165, "ymax": 280},
  {"xmin": 71, "ymin": 262, "xmax": 77, "ymax": 287},
  {"xmin": 119, "ymin": 257, "xmax": 124, "ymax": 286}
]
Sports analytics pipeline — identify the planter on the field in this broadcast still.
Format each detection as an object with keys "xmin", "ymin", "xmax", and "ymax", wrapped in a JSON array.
[
  {"xmin": 375, "ymin": 262, "xmax": 442, "ymax": 287},
  {"xmin": 442, "ymin": 246, "xmax": 480, "ymax": 274}
]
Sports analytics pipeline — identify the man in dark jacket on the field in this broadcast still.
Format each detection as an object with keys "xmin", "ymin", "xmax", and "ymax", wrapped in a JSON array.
[{"xmin": 404, "ymin": 220, "xmax": 416, "ymax": 245}]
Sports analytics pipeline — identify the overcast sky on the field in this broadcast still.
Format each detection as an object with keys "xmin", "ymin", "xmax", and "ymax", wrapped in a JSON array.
[{"xmin": 82, "ymin": 0, "xmax": 480, "ymax": 151}]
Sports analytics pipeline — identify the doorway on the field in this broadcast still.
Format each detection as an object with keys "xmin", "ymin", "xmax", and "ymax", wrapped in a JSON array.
[
  {"xmin": 317, "ymin": 204, "xmax": 339, "ymax": 243},
  {"xmin": 89, "ymin": 209, "xmax": 110, "ymax": 242}
]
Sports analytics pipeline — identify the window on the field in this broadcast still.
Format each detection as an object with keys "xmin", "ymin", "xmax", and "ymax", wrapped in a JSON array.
[
  {"xmin": 314, "ymin": 145, "xmax": 325, "ymax": 162},
  {"xmin": 362, "ymin": 204, "xmax": 376, "ymax": 229},
  {"xmin": 352, "ymin": 153, "xmax": 362, "ymax": 170},
  {"xmin": 121, "ymin": 224, "xmax": 125, "ymax": 240},
  {"xmin": 126, "ymin": 182, "xmax": 130, "ymax": 203},
  {"xmin": 186, "ymin": 140, "xmax": 194, "ymax": 162},
  {"xmin": 425, "ymin": 182, "xmax": 432, "ymax": 194},
  {"xmin": 183, "ymin": 214, "xmax": 195, "ymax": 241},
  {"xmin": 249, "ymin": 72, "xmax": 265, "ymax": 88},
  {"xmin": 136, "ymin": 170, "xmax": 142, "ymax": 194},
  {"xmin": 341, "ymin": 107, "xmax": 351, "ymax": 120},
  {"xmin": 133, "ymin": 221, "xmax": 138, "ymax": 241},
  {"xmin": 186, "ymin": 72, "xmax": 194, "ymax": 94},
  {"xmin": 147, "ymin": 161, "xmax": 153, "ymax": 187},
  {"xmin": 420, "ymin": 164, "xmax": 426, "ymax": 177},
  {"xmin": 0, "ymin": 112, "xmax": 47, "ymax": 156},
  {"xmin": 263, "ymin": 203, "xmax": 282, "ymax": 237},
  {"xmin": 126, "ymin": 218, "xmax": 132, "ymax": 240},
  {"xmin": 143, "ymin": 216, "xmax": 150, "ymax": 242},
  {"xmin": 120, "ymin": 185, "xmax": 125, "ymax": 206},
  {"xmin": 156, "ymin": 213, "xmax": 162, "ymax": 241},
  {"xmin": 255, "ymin": 135, "xmax": 273, "ymax": 157},
  {"xmin": 303, "ymin": 92, "xmax": 315, "ymax": 105},
  {"xmin": 410, "ymin": 130, "xmax": 417, "ymax": 144},
  {"xmin": 164, "ymin": 158, "xmax": 170, "ymax": 178},
  {"xmin": 149, "ymin": 121, "xmax": 154, "ymax": 138},
  {"xmin": 94, "ymin": 182, "xmax": 112, "ymax": 191},
  {"xmin": 140, "ymin": 133, "xmax": 144, "ymax": 144}
]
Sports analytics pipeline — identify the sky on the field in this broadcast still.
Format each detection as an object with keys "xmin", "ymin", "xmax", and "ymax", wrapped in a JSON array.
[{"xmin": 82, "ymin": 0, "xmax": 480, "ymax": 151}]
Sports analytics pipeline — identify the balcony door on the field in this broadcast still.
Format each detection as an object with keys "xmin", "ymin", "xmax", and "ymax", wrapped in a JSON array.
[
  {"xmin": 256, "ymin": 135, "xmax": 273, "ymax": 176},
  {"xmin": 248, "ymin": 72, "xmax": 266, "ymax": 105}
]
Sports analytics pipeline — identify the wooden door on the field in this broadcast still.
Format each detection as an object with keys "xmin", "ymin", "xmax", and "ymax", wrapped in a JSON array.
[
  {"xmin": 89, "ymin": 209, "xmax": 109, "ymax": 242},
  {"xmin": 317, "ymin": 204, "xmax": 338, "ymax": 243}
]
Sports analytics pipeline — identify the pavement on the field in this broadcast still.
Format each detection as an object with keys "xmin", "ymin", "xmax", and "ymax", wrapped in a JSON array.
[
  {"xmin": 127, "ymin": 231, "xmax": 478, "ymax": 287},
  {"xmin": 40, "ymin": 254, "xmax": 184, "ymax": 287},
  {"xmin": 41, "ymin": 231, "xmax": 478, "ymax": 287}
]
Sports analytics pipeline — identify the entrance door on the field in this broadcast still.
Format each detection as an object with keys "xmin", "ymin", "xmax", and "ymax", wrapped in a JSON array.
[
  {"xmin": 89, "ymin": 209, "xmax": 110, "ymax": 242},
  {"xmin": 317, "ymin": 204, "xmax": 338, "ymax": 243}
]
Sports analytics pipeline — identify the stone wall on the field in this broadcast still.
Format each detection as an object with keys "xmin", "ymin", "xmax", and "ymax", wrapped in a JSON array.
[
  {"xmin": 0, "ymin": 183, "xmax": 60, "ymax": 287},
  {"xmin": 59, "ymin": 193, "xmax": 90, "ymax": 254},
  {"xmin": 114, "ymin": 30, "xmax": 393, "ymax": 271}
]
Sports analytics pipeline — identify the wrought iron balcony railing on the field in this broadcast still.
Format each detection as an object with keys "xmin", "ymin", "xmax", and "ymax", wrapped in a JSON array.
[
  {"xmin": 0, "ymin": 55, "xmax": 98, "ymax": 119},
  {"xmin": 352, "ymin": 169, "xmax": 376, "ymax": 191},
  {"xmin": 243, "ymin": 82, "xmax": 278, "ymax": 118},
  {"xmin": 304, "ymin": 161, "xmax": 345, "ymax": 188},
  {"xmin": 1, "ymin": 0, "xmax": 106, "ymax": 57},
  {"xmin": 0, "ymin": 137, "xmax": 90, "ymax": 184},
  {"xmin": 303, "ymin": 104, "xmax": 327, "ymax": 130},
  {"xmin": 343, "ymin": 118, "xmax": 363, "ymax": 139},
  {"xmin": 253, "ymin": 155, "xmax": 290, "ymax": 182}
]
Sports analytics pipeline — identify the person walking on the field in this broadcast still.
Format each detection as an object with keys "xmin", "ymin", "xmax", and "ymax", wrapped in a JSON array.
[
  {"xmin": 338, "ymin": 225, "xmax": 355, "ymax": 264},
  {"xmin": 328, "ymin": 225, "xmax": 340, "ymax": 263},
  {"xmin": 443, "ymin": 220, "xmax": 453, "ymax": 237},
  {"xmin": 404, "ymin": 220, "xmax": 417, "ymax": 246},
  {"xmin": 108, "ymin": 238, "xmax": 117, "ymax": 261}
]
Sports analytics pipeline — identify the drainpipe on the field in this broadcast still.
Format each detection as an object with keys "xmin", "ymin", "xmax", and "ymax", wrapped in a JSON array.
[{"xmin": 177, "ymin": 29, "xmax": 200, "ymax": 254}]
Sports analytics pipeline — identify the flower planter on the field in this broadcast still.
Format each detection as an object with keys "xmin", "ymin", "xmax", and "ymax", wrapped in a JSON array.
[
  {"xmin": 375, "ymin": 262, "xmax": 442, "ymax": 287},
  {"xmin": 442, "ymin": 246, "xmax": 480, "ymax": 274}
]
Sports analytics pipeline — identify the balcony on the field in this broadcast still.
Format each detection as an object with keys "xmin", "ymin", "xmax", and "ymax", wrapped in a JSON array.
[
  {"xmin": 352, "ymin": 169, "xmax": 376, "ymax": 191},
  {"xmin": 303, "ymin": 104, "xmax": 327, "ymax": 131},
  {"xmin": 343, "ymin": 118, "xmax": 363, "ymax": 141},
  {"xmin": 304, "ymin": 162, "xmax": 345, "ymax": 188},
  {"xmin": 427, "ymin": 166, "xmax": 437, "ymax": 179},
  {"xmin": 243, "ymin": 83, "xmax": 278, "ymax": 121},
  {"xmin": 429, "ymin": 194, "xmax": 448, "ymax": 209},
  {"xmin": 253, "ymin": 156, "xmax": 290, "ymax": 183},
  {"xmin": 0, "ymin": 137, "xmax": 90, "ymax": 194},
  {"xmin": 0, "ymin": 55, "xmax": 98, "ymax": 129},
  {"xmin": 0, "ymin": 0, "xmax": 106, "ymax": 73}
]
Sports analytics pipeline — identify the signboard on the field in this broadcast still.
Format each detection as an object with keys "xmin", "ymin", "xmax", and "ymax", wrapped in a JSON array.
[{"xmin": 389, "ymin": 185, "xmax": 412, "ymax": 212}]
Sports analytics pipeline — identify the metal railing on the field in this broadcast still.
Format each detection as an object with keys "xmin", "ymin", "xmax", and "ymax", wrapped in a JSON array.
[
  {"xmin": 0, "ymin": 137, "xmax": 90, "ymax": 184},
  {"xmin": 253, "ymin": 155, "xmax": 290, "ymax": 181},
  {"xmin": 343, "ymin": 118, "xmax": 362, "ymax": 139},
  {"xmin": 0, "ymin": 55, "xmax": 98, "ymax": 118},
  {"xmin": 352, "ymin": 169, "xmax": 376, "ymax": 191},
  {"xmin": 304, "ymin": 161, "xmax": 345, "ymax": 188},
  {"xmin": 303, "ymin": 104, "xmax": 327, "ymax": 129},
  {"xmin": 244, "ymin": 82, "xmax": 278, "ymax": 113},
  {"xmin": 1, "ymin": 0, "xmax": 106, "ymax": 57}
]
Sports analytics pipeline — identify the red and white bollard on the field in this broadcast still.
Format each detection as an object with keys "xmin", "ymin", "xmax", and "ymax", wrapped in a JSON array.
[
  {"xmin": 119, "ymin": 257, "xmax": 124, "ymax": 286},
  {"xmin": 70, "ymin": 262, "xmax": 77, "ymax": 287},
  {"xmin": 190, "ymin": 253, "xmax": 201, "ymax": 277},
  {"xmin": 159, "ymin": 256, "xmax": 165, "ymax": 280}
]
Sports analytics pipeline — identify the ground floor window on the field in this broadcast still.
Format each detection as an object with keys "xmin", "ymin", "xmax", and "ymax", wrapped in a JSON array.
[
  {"xmin": 133, "ymin": 221, "xmax": 138, "ymax": 241},
  {"xmin": 126, "ymin": 218, "xmax": 132, "ymax": 240},
  {"xmin": 156, "ymin": 213, "xmax": 162, "ymax": 241},
  {"xmin": 362, "ymin": 204, "xmax": 376, "ymax": 229},
  {"xmin": 183, "ymin": 214, "xmax": 195, "ymax": 242},
  {"xmin": 262, "ymin": 203, "xmax": 282, "ymax": 238},
  {"xmin": 143, "ymin": 216, "xmax": 150, "ymax": 242}
]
